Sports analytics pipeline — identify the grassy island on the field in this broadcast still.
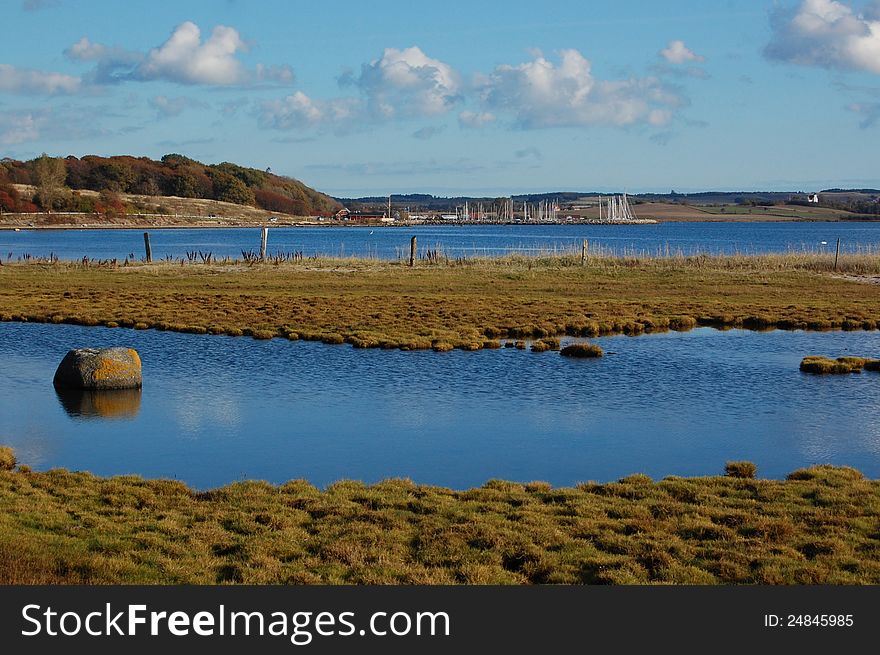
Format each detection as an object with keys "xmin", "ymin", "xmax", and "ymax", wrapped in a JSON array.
[{"xmin": 1, "ymin": 252, "xmax": 879, "ymax": 349}]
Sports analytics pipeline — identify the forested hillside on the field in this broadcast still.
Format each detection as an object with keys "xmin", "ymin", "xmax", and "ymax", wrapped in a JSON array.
[{"xmin": 0, "ymin": 154, "xmax": 340, "ymax": 216}]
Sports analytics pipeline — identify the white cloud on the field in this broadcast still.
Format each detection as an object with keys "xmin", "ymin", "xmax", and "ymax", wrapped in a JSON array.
[
  {"xmin": 136, "ymin": 22, "xmax": 247, "ymax": 85},
  {"xmin": 0, "ymin": 105, "xmax": 109, "ymax": 146},
  {"xmin": 0, "ymin": 63, "xmax": 81, "ymax": 95},
  {"xmin": 149, "ymin": 95, "xmax": 208, "ymax": 118},
  {"xmin": 341, "ymin": 46, "xmax": 460, "ymax": 118},
  {"xmin": 64, "ymin": 36, "xmax": 143, "ymax": 85},
  {"xmin": 259, "ymin": 91, "xmax": 360, "ymax": 129},
  {"xmin": 65, "ymin": 36, "xmax": 112, "ymax": 61},
  {"xmin": 0, "ymin": 111, "xmax": 41, "ymax": 145},
  {"xmin": 766, "ymin": 0, "xmax": 880, "ymax": 74},
  {"xmin": 660, "ymin": 40, "xmax": 705, "ymax": 64},
  {"xmin": 64, "ymin": 22, "xmax": 294, "ymax": 87},
  {"xmin": 260, "ymin": 46, "xmax": 459, "ymax": 131},
  {"xmin": 476, "ymin": 49, "xmax": 685, "ymax": 128},
  {"xmin": 260, "ymin": 46, "xmax": 687, "ymax": 134},
  {"xmin": 458, "ymin": 110, "xmax": 496, "ymax": 127}
]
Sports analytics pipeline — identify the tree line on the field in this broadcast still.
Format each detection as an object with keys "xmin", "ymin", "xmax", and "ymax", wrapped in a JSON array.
[{"xmin": 0, "ymin": 154, "xmax": 340, "ymax": 216}]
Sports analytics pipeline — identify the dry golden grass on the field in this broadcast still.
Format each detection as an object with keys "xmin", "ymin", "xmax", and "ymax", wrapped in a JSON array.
[
  {"xmin": 1, "ymin": 460, "xmax": 879, "ymax": 585},
  {"xmin": 1, "ymin": 252, "xmax": 879, "ymax": 350},
  {"xmin": 800, "ymin": 356, "xmax": 880, "ymax": 374},
  {"xmin": 561, "ymin": 343, "xmax": 604, "ymax": 358}
]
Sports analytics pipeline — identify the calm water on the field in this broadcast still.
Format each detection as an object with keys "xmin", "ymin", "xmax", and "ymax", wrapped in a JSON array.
[
  {"xmin": 1, "ymin": 322, "xmax": 879, "ymax": 489},
  {"xmin": 2, "ymin": 222, "xmax": 880, "ymax": 261}
]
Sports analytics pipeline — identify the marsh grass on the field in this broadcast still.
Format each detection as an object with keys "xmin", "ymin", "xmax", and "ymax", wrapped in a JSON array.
[
  {"xmin": 0, "ymin": 447, "xmax": 15, "ymax": 471},
  {"xmin": 1, "ymin": 453, "xmax": 879, "ymax": 585},
  {"xmin": 1, "ymin": 252, "xmax": 880, "ymax": 351},
  {"xmin": 560, "ymin": 343, "xmax": 605, "ymax": 358},
  {"xmin": 725, "ymin": 461, "xmax": 757, "ymax": 479},
  {"xmin": 800, "ymin": 356, "xmax": 880, "ymax": 374}
]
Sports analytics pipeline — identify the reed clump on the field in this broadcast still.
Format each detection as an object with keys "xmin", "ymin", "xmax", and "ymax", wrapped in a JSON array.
[
  {"xmin": 560, "ymin": 343, "xmax": 604, "ymax": 358},
  {"xmin": 799, "ymin": 356, "xmax": 880, "ymax": 374}
]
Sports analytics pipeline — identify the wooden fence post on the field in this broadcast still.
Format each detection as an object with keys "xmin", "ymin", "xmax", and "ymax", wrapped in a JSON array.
[
  {"xmin": 260, "ymin": 227, "xmax": 269, "ymax": 262},
  {"xmin": 581, "ymin": 239, "xmax": 588, "ymax": 265},
  {"xmin": 834, "ymin": 237, "xmax": 840, "ymax": 272},
  {"xmin": 409, "ymin": 235, "xmax": 417, "ymax": 266},
  {"xmin": 143, "ymin": 232, "xmax": 152, "ymax": 263}
]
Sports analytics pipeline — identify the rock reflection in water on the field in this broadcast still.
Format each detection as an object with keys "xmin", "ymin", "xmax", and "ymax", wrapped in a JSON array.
[{"xmin": 55, "ymin": 387, "xmax": 142, "ymax": 419}]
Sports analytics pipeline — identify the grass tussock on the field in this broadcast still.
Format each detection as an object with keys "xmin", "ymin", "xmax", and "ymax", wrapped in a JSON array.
[
  {"xmin": 1, "ymin": 450, "xmax": 879, "ymax": 585},
  {"xmin": 725, "ymin": 461, "xmax": 757, "ymax": 479},
  {"xmin": 800, "ymin": 355, "xmax": 880, "ymax": 374},
  {"xmin": 560, "ymin": 343, "xmax": 604, "ymax": 358},
  {"xmin": 0, "ymin": 447, "xmax": 15, "ymax": 471},
  {"xmin": 1, "ymin": 253, "xmax": 879, "ymax": 352}
]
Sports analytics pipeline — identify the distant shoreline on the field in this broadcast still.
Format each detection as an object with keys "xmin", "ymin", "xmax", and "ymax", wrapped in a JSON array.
[{"xmin": 1, "ymin": 216, "xmax": 875, "ymax": 231}]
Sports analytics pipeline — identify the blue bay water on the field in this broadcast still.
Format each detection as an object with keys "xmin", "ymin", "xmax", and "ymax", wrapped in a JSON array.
[
  {"xmin": 1, "ymin": 222, "xmax": 880, "ymax": 261},
  {"xmin": 1, "ymin": 322, "xmax": 879, "ymax": 489}
]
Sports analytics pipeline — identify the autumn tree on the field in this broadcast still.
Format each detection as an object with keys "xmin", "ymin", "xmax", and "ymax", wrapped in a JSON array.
[
  {"xmin": 33, "ymin": 153, "xmax": 69, "ymax": 212},
  {"xmin": 209, "ymin": 170, "xmax": 255, "ymax": 205}
]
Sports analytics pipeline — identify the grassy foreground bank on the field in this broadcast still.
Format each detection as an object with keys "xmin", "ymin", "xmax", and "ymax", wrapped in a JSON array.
[
  {"xmin": 1, "ymin": 253, "xmax": 880, "ymax": 348},
  {"xmin": 1, "ymin": 451, "xmax": 879, "ymax": 584}
]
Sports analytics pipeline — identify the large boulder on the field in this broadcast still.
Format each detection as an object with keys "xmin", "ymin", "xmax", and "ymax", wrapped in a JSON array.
[{"xmin": 53, "ymin": 347, "xmax": 142, "ymax": 390}]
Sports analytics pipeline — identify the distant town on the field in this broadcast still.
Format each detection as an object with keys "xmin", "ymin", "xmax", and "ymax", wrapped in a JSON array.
[{"xmin": 336, "ymin": 189, "xmax": 880, "ymax": 224}]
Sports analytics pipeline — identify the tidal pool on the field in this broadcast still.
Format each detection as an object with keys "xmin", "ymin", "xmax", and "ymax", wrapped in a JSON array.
[{"xmin": 1, "ymin": 322, "xmax": 878, "ymax": 489}]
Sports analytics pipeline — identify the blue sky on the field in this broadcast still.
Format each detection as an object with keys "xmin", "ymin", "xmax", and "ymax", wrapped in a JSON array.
[{"xmin": 2, "ymin": 0, "xmax": 880, "ymax": 196}]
